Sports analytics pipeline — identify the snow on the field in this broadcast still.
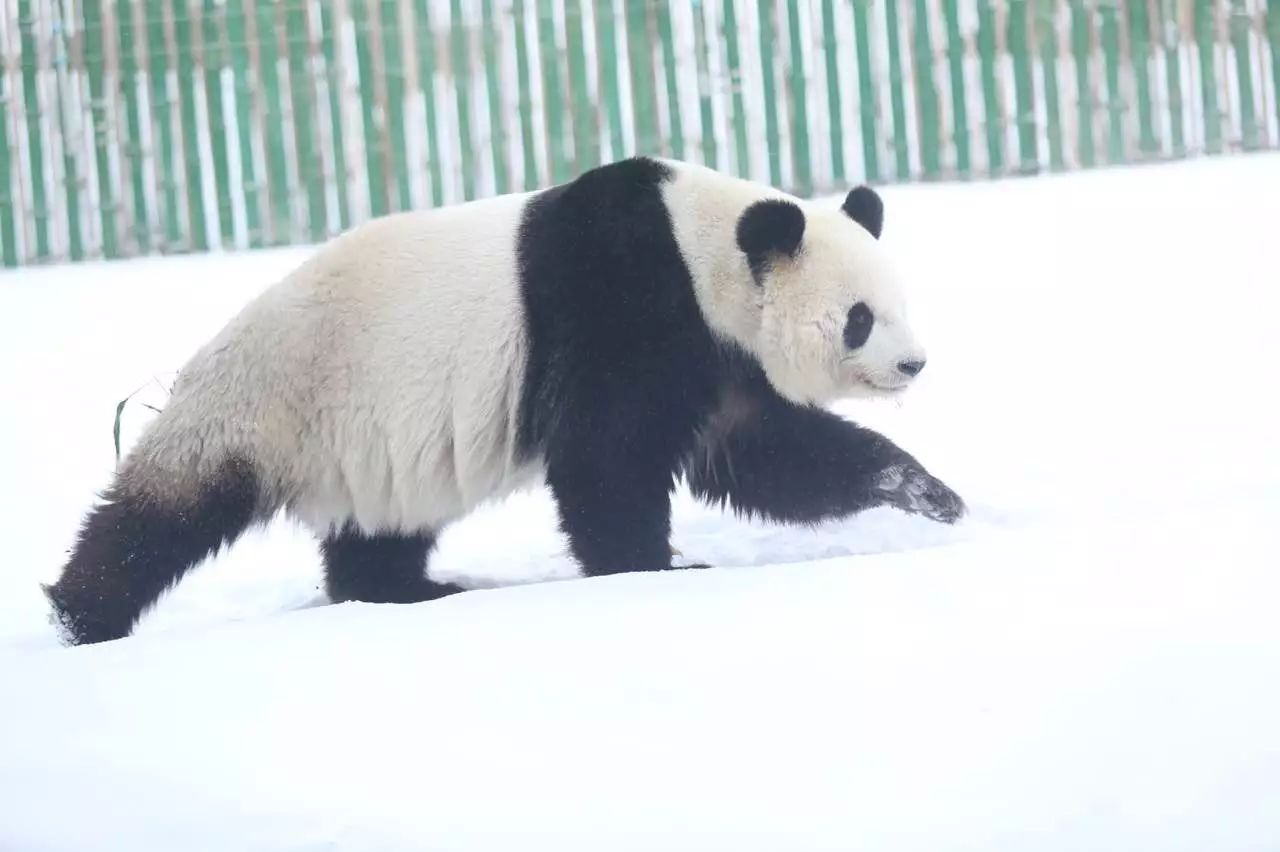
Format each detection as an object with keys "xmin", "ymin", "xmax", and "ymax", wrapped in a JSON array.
[{"xmin": 2, "ymin": 154, "xmax": 1279, "ymax": 850}]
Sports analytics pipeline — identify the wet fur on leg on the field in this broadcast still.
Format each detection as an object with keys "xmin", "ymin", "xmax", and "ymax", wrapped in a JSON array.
[{"xmin": 45, "ymin": 457, "xmax": 262, "ymax": 645}]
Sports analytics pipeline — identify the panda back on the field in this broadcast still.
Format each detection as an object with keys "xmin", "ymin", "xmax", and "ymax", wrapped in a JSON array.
[{"xmin": 140, "ymin": 189, "xmax": 544, "ymax": 534}]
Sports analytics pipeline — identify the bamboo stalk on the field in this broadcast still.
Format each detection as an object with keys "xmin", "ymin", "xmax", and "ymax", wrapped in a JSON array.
[
  {"xmin": 1007, "ymin": 0, "xmax": 1039, "ymax": 171},
  {"xmin": 784, "ymin": 0, "xmax": 811, "ymax": 191},
  {"xmin": 941, "ymin": 0, "xmax": 971, "ymax": 176},
  {"xmin": 0, "ymin": 41, "xmax": 16, "ymax": 265},
  {"xmin": 317, "ymin": 0, "xmax": 352, "ymax": 226},
  {"xmin": 81, "ymin": 0, "xmax": 120, "ymax": 256},
  {"xmin": 537, "ymin": 0, "xmax": 569, "ymax": 178},
  {"xmin": 17, "ymin": 0, "xmax": 50, "ymax": 258},
  {"xmin": 757, "ymin": 0, "xmax": 782, "ymax": 183},
  {"xmin": 1270, "ymin": 0, "xmax": 1280, "ymax": 139},
  {"xmin": 201, "ymin": 0, "xmax": 234, "ymax": 245},
  {"xmin": 656, "ymin": 0, "xmax": 685, "ymax": 160},
  {"xmin": 626, "ymin": 0, "xmax": 658, "ymax": 155},
  {"xmin": 1228, "ymin": 0, "xmax": 1258, "ymax": 148},
  {"xmin": 1128, "ymin": 0, "xmax": 1160, "ymax": 154},
  {"xmin": 565, "ymin": 0, "xmax": 598, "ymax": 169},
  {"xmin": 977, "ymin": 0, "xmax": 1004, "ymax": 173},
  {"xmin": 410, "ymin": 0, "xmax": 447, "ymax": 203},
  {"xmin": 723, "ymin": 0, "xmax": 751, "ymax": 176},
  {"xmin": 1160, "ymin": 0, "xmax": 1185, "ymax": 155},
  {"xmin": 481, "ymin": 0, "xmax": 512, "ymax": 190},
  {"xmin": 1038, "ymin": 0, "xmax": 1065, "ymax": 169}
]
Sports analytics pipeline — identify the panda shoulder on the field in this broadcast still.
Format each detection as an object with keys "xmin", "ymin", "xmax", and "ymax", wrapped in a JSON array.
[{"xmin": 655, "ymin": 159, "xmax": 797, "ymax": 217}]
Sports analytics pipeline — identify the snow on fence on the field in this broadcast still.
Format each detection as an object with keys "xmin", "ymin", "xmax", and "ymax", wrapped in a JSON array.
[{"xmin": 0, "ymin": 0, "xmax": 1278, "ymax": 266}]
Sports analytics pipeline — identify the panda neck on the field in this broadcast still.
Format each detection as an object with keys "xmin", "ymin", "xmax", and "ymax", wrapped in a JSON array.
[{"xmin": 660, "ymin": 164, "xmax": 783, "ymax": 361}]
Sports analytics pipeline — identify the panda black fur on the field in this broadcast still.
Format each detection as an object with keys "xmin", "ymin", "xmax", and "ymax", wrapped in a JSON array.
[{"xmin": 45, "ymin": 156, "xmax": 965, "ymax": 645}]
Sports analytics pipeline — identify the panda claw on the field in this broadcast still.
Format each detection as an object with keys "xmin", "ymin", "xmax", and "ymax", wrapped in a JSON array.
[{"xmin": 876, "ymin": 464, "xmax": 966, "ymax": 524}]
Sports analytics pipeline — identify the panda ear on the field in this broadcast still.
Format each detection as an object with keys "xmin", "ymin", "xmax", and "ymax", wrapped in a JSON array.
[
  {"xmin": 842, "ymin": 186, "xmax": 884, "ymax": 239},
  {"xmin": 736, "ymin": 199, "xmax": 805, "ymax": 280}
]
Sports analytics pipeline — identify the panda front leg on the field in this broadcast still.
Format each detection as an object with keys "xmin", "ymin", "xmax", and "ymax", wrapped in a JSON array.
[
  {"xmin": 544, "ymin": 443, "xmax": 698, "ymax": 578},
  {"xmin": 686, "ymin": 386, "xmax": 965, "ymax": 526}
]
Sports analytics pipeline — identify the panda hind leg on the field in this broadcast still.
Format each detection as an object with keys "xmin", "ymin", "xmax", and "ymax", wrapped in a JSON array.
[
  {"xmin": 44, "ymin": 455, "xmax": 264, "ymax": 645},
  {"xmin": 320, "ymin": 525, "xmax": 464, "ymax": 604}
]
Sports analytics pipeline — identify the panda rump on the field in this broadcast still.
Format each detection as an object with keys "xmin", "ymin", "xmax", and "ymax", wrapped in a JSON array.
[{"xmin": 45, "ymin": 156, "xmax": 964, "ymax": 645}]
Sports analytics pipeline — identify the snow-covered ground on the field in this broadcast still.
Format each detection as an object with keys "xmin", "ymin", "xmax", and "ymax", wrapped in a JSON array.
[{"xmin": 2, "ymin": 155, "xmax": 1278, "ymax": 851}]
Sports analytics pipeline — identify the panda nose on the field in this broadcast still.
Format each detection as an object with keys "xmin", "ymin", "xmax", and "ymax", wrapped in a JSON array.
[{"xmin": 897, "ymin": 358, "xmax": 926, "ymax": 377}]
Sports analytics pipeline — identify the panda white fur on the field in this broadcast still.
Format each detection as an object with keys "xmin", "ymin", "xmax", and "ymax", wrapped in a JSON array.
[{"xmin": 46, "ymin": 156, "xmax": 964, "ymax": 645}]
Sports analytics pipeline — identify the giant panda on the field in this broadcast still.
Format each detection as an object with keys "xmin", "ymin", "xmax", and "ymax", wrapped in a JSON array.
[{"xmin": 45, "ymin": 156, "xmax": 965, "ymax": 645}]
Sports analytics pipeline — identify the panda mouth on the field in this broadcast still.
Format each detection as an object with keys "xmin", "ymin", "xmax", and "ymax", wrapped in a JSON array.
[
  {"xmin": 860, "ymin": 377, "xmax": 911, "ymax": 394},
  {"xmin": 842, "ymin": 361, "xmax": 912, "ymax": 395}
]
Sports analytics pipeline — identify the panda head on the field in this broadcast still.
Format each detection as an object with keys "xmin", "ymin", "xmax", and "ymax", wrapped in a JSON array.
[{"xmin": 735, "ymin": 186, "xmax": 925, "ymax": 405}]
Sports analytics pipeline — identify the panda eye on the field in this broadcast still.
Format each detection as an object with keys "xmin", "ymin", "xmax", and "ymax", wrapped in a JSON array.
[{"xmin": 843, "ymin": 302, "xmax": 874, "ymax": 349}]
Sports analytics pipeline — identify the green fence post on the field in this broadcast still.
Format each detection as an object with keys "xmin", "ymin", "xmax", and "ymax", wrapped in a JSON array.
[
  {"xmin": 81, "ymin": 0, "xmax": 121, "ymax": 257},
  {"xmin": 537, "ymin": 0, "xmax": 569, "ymax": 181},
  {"xmin": 1270, "ymin": 0, "xmax": 1280, "ymax": 137},
  {"xmin": 1127, "ymin": 0, "xmax": 1158, "ymax": 155},
  {"xmin": 942, "ymin": 0, "xmax": 971, "ymax": 176},
  {"xmin": 353, "ymin": 0, "xmax": 388, "ymax": 215},
  {"xmin": 1068, "ymin": 0, "xmax": 1095, "ymax": 167},
  {"xmin": 0, "ymin": 67, "xmax": 15, "ymax": 265},
  {"xmin": 411, "ymin": 0, "xmax": 447, "ymax": 204},
  {"xmin": 722, "ymin": 0, "xmax": 750, "ymax": 176},
  {"xmin": 1159, "ymin": 0, "xmax": 1185, "ymax": 156},
  {"xmin": 18, "ymin": 0, "xmax": 50, "ymax": 258},
  {"xmin": 1098, "ymin": 0, "xmax": 1124, "ymax": 163},
  {"xmin": 380, "ymin": 0, "xmax": 413, "ymax": 210},
  {"xmin": 481, "ymin": 0, "xmax": 512, "ymax": 190},
  {"xmin": 566, "ymin": 0, "xmax": 599, "ymax": 170},
  {"xmin": 595, "ymin": 0, "xmax": 626, "ymax": 163},
  {"xmin": 657, "ymin": 0, "xmax": 685, "ymax": 160},
  {"xmin": 1193, "ymin": 0, "xmax": 1221, "ymax": 153},
  {"xmin": 819, "ymin": 0, "xmax": 844, "ymax": 181},
  {"xmin": 1229, "ymin": 0, "xmax": 1258, "ymax": 149},
  {"xmin": 692, "ymin": 0, "xmax": 719, "ymax": 168},
  {"xmin": 253, "ymin": 1, "xmax": 290, "ymax": 242},
  {"xmin": 911, "ymin": 0, "xmax": 941, "ymax": 179},
  {"xmin": 317, "ymin": 1, "xmax": 350, "ymax": 228},
  {"xmin": 450, "ymin": 0, "xmax": 479, "ymax": 198},
  {"xmin": 1007, "ymin": 0, "xmax": 1038, "ymax": 171},
  {"xmin": 512, "ymin": 0, "xmax": 539, "ymax": 189},
  {"xmin": 118, "ymin": 0, "xmax": 151, "ymax": 252},
  {"xmin": 851, "ymin": 0, "xmax": 880, "ymax": 182},
  {"xmin": 757, "ymin": 0, "xmax": 782, "ymax": 185},
  {"xmin": 784, "ymin": 0, "xmax": 811, "ymax": 192},
  {"xmin": 883, "ymin": 0, "xmax": 910, "ymax": 179},
  {"xmin": 976, "ymin": 0, "xmax": 1004, "ymax": 174},
  {"xmin": 226, "ymin": 0, "xmax": 262, "ymax": 245},
  {"xmin": 225, "ymin": 0, "xmax": 262, "ymax": 245},
  {"xmin": 174, "ymin": 0, "xmax": 209, "ymax": 249},
  {"xmin": 376, "ymin": 8, "xmax": 413, "ymax": 211},
  {"xmin": 285, "ymin": 0, "xmax": 325, "ymax": 239},
  {"xmin": 146, "ymin": 0, "xmax": 182, "ymax": 247},
  {"xmin": 202, "ymin": 0, "xmax": 235, "ymax": 246},
  {"xmin": 627, "ymin": 0, "xmax": 659, "ymax": 156},
  {"xmin": 55, "ymin": 2, "xmax": 84, "ymax": 261},
  {"xmin": 1037, "ymin": 0, "xmax": 1064, "ymax": 170}
]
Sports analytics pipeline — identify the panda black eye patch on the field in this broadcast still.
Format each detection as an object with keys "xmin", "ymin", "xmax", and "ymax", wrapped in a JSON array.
[{"xmin": 843, "ymin": 302, "xmax": 874, "ymax": 349}]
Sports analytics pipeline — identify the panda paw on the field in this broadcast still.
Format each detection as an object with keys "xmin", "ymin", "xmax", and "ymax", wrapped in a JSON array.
[
  {"xmin": 875, "ymin": 464, "xmax": 966, "ymax": 524},
  {"xmin": 667, "ymin": 544, "xmax": 712, "ymax": 571}
]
